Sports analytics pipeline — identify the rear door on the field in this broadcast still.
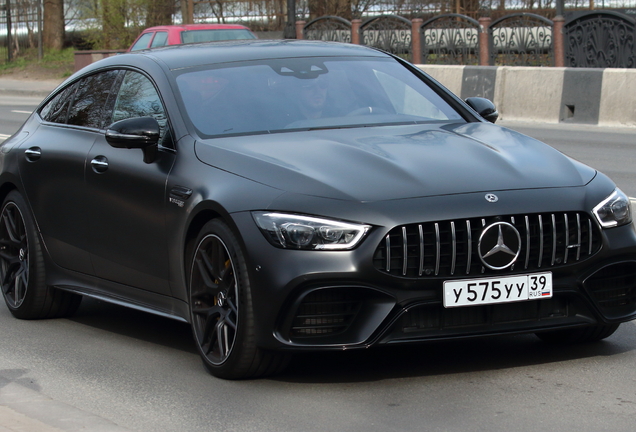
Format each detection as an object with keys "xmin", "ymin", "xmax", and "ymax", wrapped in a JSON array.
[{"xmin": 18, "ymin": 71, "xmax": 120, "ymax": 275}]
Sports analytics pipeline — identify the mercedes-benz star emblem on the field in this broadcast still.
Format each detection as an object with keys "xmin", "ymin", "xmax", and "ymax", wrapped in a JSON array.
[
  {"xmin": 485, "ymin": 193, "xmax": 498, "ymax": 203},
  {"xmin": 478, "ymin": 222, "xmax": 521, "ymax": 270}
]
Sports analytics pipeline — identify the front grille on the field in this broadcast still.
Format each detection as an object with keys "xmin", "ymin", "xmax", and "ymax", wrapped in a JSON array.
[
  {"xmin": 400, "ymin": 297, "xmax": 571, "ymax": 334},
  {"xmin": 374, "ymin": 212, "xmax": 602, "ymax": 278},
  {"xmin": 290, "ymin": 289, "xmax": 363, "ymax": 338},
  {"xmin": 585, "ymin": 262, "xmax": 636, "ymax": 310}
]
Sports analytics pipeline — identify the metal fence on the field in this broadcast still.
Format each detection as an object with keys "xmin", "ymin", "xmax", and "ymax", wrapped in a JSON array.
[
  {"xmin": 420, "ymin": 14, "xmax": 480, "ymax": 65},
  {"xmin": 489, "ymin": 13, "xmax": 554, "ymax": 66},
  {"xmin": 565, "ymin": 10, "xmax": 635, "ymax": 67},
  {"xmin": 300, "ymin": 9, "xmax": 636, "ymax": 68},
  {"xmin": 0, "ymin": 1, "xmax": 42, "ymax": 64}
]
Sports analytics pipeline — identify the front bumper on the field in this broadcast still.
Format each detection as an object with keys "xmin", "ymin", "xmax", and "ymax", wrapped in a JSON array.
[{"xmin": 233, "ymin": 212, "xmax": 636, "ymax": 351}]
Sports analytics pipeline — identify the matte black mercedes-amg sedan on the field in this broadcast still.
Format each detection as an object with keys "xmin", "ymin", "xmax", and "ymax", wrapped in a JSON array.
[{"xmin": 1, "ymin": 40, "xmax": 635, "ymax": 379}]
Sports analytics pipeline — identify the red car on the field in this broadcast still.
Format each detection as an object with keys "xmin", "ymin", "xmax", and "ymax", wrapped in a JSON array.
[{"xmin": 128, "ymin": 24, "xmax": 257, "ymax": 51}]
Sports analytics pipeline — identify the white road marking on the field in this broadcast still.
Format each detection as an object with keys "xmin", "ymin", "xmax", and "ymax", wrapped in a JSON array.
[
  {"xmin": 0, "ymin": 134, "xmax": 10, "ymax": 139},
  {"xmin": 11, "ymin": 110, "xmax": 32, "ymax": 114}
]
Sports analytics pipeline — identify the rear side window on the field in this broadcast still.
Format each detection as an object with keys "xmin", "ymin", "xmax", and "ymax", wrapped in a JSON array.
[
  {"xmin": 39, "ymin": 84, "xmax": 77, "ymax": 123},
  {"xmin": 67, "ymin": 70, "xmax": 120, "ymax": 128},
  {"xmin": 150, "ymin": 31, "xmax": 168, "ymax": 48},
  {"xmin": 130, "ymin": 32, "xmax": 153, "ymax": 51},
  {"xmin": 181, "ymin": 29, "xmax": 256, "ymax": 43}
]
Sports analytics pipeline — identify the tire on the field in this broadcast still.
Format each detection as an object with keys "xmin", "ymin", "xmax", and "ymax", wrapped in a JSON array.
[
  {"xmin": 188, "ymin": 219, "xmax": 289, "ymax": 379},
  {"xmin": 0, "ymin": 191, "xmax": 82, "ymax": 319},
  {"xmin": 535, "ymin": 323, "xmax": 620, "ymax": 344}
]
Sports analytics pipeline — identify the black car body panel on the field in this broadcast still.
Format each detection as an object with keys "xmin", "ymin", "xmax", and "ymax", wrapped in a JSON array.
[
  {"xmin": 1, "ymin": 40, "xmax": 635, "ymax": 378},
  {"xmin": 194, "ymin": 123, "xmax": 597, "ymax": 201}
]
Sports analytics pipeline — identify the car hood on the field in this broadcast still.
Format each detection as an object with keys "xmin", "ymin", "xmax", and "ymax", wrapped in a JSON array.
[{"xmin": 194, "ymin": 122, "xmax": 596, "ymax": 202}]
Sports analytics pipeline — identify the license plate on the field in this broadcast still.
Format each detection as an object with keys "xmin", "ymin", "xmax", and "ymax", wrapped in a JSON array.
[{"xmin": 443, "ymin": 272, "xmax": 552, "ymax": 308}]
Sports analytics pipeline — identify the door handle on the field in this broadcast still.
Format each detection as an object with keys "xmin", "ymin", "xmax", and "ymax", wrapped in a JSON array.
[
  {"xmin": 24, "ymin": 147, "xmax": 41, "ymax": 162},
  {"xmin": 91, "ymin": 156, "xmax": 109, "ymax": 173}
]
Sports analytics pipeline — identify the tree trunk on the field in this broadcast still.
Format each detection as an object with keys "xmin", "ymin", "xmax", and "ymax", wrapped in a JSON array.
[{"xmin": 43, "ymin": 0, "xmax": 65, "ymax": 50}]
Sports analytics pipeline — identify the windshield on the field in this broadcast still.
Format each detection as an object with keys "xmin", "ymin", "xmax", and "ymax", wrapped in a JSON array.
[
  {"xmin": 181, "ymin": 29, "xmax": 256, "ymax": 43},
  {"xmin": 175, "ymin": 57, "xmax": 464, "ymax": 138}
]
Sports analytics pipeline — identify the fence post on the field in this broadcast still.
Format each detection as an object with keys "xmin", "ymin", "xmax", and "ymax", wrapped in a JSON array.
[
  {"xmin": 478, "ymin": 17, "xmax": 491, "ymax": 66},
  {"xmin": 351, "ymin": 19, "xmax": 361, "ymax": 44},
  {"xmin": 411, "ymin": 18, "xmax": 423, "ymax": 64},
  {"xmin": 295, "ymin": 21, "xmax": 305, "ymax": 40},
  {"xmin": 553, "ymin": 16, "xmax": 565, "ymax": 67}
]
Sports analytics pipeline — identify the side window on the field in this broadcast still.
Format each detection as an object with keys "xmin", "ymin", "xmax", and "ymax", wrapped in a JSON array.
[
  {"xmin": 150, "ymin": 32, "xmax": 168, "ymax": 48},
  {"xmin": 112, "ymin": 71, "xmax": 170, "ymax": 146},
  {"xmin": 67, "ymin": 70, "xmax": 120, "ymax": 128},
  {"xmin": 39, "ymin": 84, "xmax": 77, "ymax": 124},
  {"xmin": 130, "ymin": 32, "xmax": 153, "ymax": 51}
]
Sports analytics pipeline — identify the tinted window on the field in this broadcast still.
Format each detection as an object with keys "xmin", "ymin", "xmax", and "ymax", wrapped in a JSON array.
[
  {"xmin": 67, "ymin": 70, "xmax": 120, "ymax": 128},
  {"xmin": 181, "ymin": 29, "xmax": 256, "ymax": 43},
  {"xmin": 39, "ymin": 84, "xmax": 77, "ymax": 124},
  {"xmin": 112, "ymin": 71, "xmax": 169, "ymax": 145},
  {"xmin": 130, "ymin": 32, "xmax": 153, "ymax": 51},
  {"xmin": 175, "ymin": 57, "xmax": 463, "ymax": 138},
  {"xmin": 150, "ymin": 31, "xmax": 168, "ymax": 48}
]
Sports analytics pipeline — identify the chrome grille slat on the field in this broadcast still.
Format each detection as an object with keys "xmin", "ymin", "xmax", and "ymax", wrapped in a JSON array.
[
  {"xmin": 538, "ymin": 215, "xmax": 544, "ymax": 268},
  {"xmin": 576, "ymin": 214, "xmax": 582, "ymax": 261},
  {"xmin": 450, "ymin": 221, "xmax": 456, "ymax": 276},
  {"xmin": 524, "ymin": 215, "xmax": 530, "ymax": 269},
  {"xmin": 551, "ymin": 214, "xmax": 557, "ymax": 266},
  {"xmin": 385, "ymin": 234, "xmax": 390, "ymax": 272},
  {"xmin": 434, "ymin": 223, "xmax": 440, "ymax": 276},
  {"xmin": 588, "ymin": 219, "xmax": 593, "ymax": 255},
  {"xmin": 402, "ymin": 226, "xmax": 408, "ymax": 276},
  {"xmin": 466, "ymin": 220, "xmax": 472, "ymax": 275},
  {"xmin": 418, "ymin": 224, "xmax": 424, "ymax": 277},
  {"xmin": 374, "ymin": 212, "xmax": 602, "ymax": 279},
  {"xmin": 564, "ymin": 214, "xmax": 569, "ymax": 264}
]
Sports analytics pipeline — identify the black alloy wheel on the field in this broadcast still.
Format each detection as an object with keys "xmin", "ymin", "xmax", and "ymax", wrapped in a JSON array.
[
  {"xmin": 0, "ymin": 191, "xmax": 81, "ymax": 319},
  {"xmin": 189, "ymin": 219, "xmax": 289, "ymax": 379},
  {"xmin": 0, "ymin": 199, "xmax": 29, "ymax": 309},
  {"xmin": 190, "ymin": 231, "xmax": 240, "ymax": 366}
]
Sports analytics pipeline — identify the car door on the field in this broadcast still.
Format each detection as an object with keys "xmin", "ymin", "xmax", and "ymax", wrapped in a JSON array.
[
  {"xmin": 84, "ymin": 70, "xmax": 176, "ymax": 296},
  {"xmin": 17, "ymin": 71, "xmax": 120, "ymax": 275}
]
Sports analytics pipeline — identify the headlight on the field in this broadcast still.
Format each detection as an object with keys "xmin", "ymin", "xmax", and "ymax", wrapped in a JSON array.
[
  {"xmin": 593, "ymin": 189, "xmax": 632, "ymax": 228},
  {"xmin": 252, "ymin": 212, "xmax": 371, "ymax": 250}
]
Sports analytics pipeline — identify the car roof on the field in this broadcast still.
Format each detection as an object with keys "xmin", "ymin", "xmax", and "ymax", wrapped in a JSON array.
[
  {"xmin": 135, "ymin": 40, "xmax": 390, "ymax": 71},
  {"xmin": 141, "ymin": 24, "xmax": 252, "ymax": 32}
]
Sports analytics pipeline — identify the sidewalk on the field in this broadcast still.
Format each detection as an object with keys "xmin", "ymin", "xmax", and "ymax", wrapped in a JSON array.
[{"xmin": 0, "ymin": 78, "xmax": 62, "ymax": 98}]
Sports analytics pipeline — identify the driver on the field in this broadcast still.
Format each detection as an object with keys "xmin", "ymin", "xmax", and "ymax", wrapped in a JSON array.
[{"xmin": 296, "ymin": 76, "xmax": 328, "ymax": 119}]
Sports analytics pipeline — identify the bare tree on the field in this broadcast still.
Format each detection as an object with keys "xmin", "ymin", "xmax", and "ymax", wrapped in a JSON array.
[
  {"xmin": 146, "ymin": 0, "xmax": 175, "ymax": 27},
  {"xmin": 308, "ymin": 0, "xmax": 353, "ymax": 20}
]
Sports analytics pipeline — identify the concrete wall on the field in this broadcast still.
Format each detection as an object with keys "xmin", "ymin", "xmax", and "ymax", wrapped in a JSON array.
[{"xmin": 418, "ymin": 65, "xmax": 636, "ymax": 127}]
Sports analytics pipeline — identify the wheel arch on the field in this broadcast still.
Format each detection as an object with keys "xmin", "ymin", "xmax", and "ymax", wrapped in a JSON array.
[
  {"xmin": 0, "ymin": 181, "xmax": 18, "ymax": 206},
  {"xmin": 183, "ymin": 200, "xmax": 248, "ymax": 279}
]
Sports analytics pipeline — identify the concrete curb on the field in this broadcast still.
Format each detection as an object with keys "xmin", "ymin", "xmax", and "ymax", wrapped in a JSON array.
[{"xmin": 419, "ymin": 65, "xmax": 636, "ymax": 127}]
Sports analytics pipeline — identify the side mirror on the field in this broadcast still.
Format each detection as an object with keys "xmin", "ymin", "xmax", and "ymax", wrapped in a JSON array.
[
  {"xmin": 105, "ymin": 117, "xmax": 160, "ymax": 163},
  {"xmin": 465, "ymin": 97, "xmax": 499, "ymax": 123}
]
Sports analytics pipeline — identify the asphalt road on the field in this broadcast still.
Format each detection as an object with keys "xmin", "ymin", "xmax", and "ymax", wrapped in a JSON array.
[{"xmin": 1, "ymin": 100, "xmax": 636, "ymax": 432}]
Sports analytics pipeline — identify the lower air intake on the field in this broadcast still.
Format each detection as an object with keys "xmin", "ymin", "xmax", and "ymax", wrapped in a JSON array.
[{"xmin": 290, "ymin": 288, "xmax": 363, "ymax": 338}]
